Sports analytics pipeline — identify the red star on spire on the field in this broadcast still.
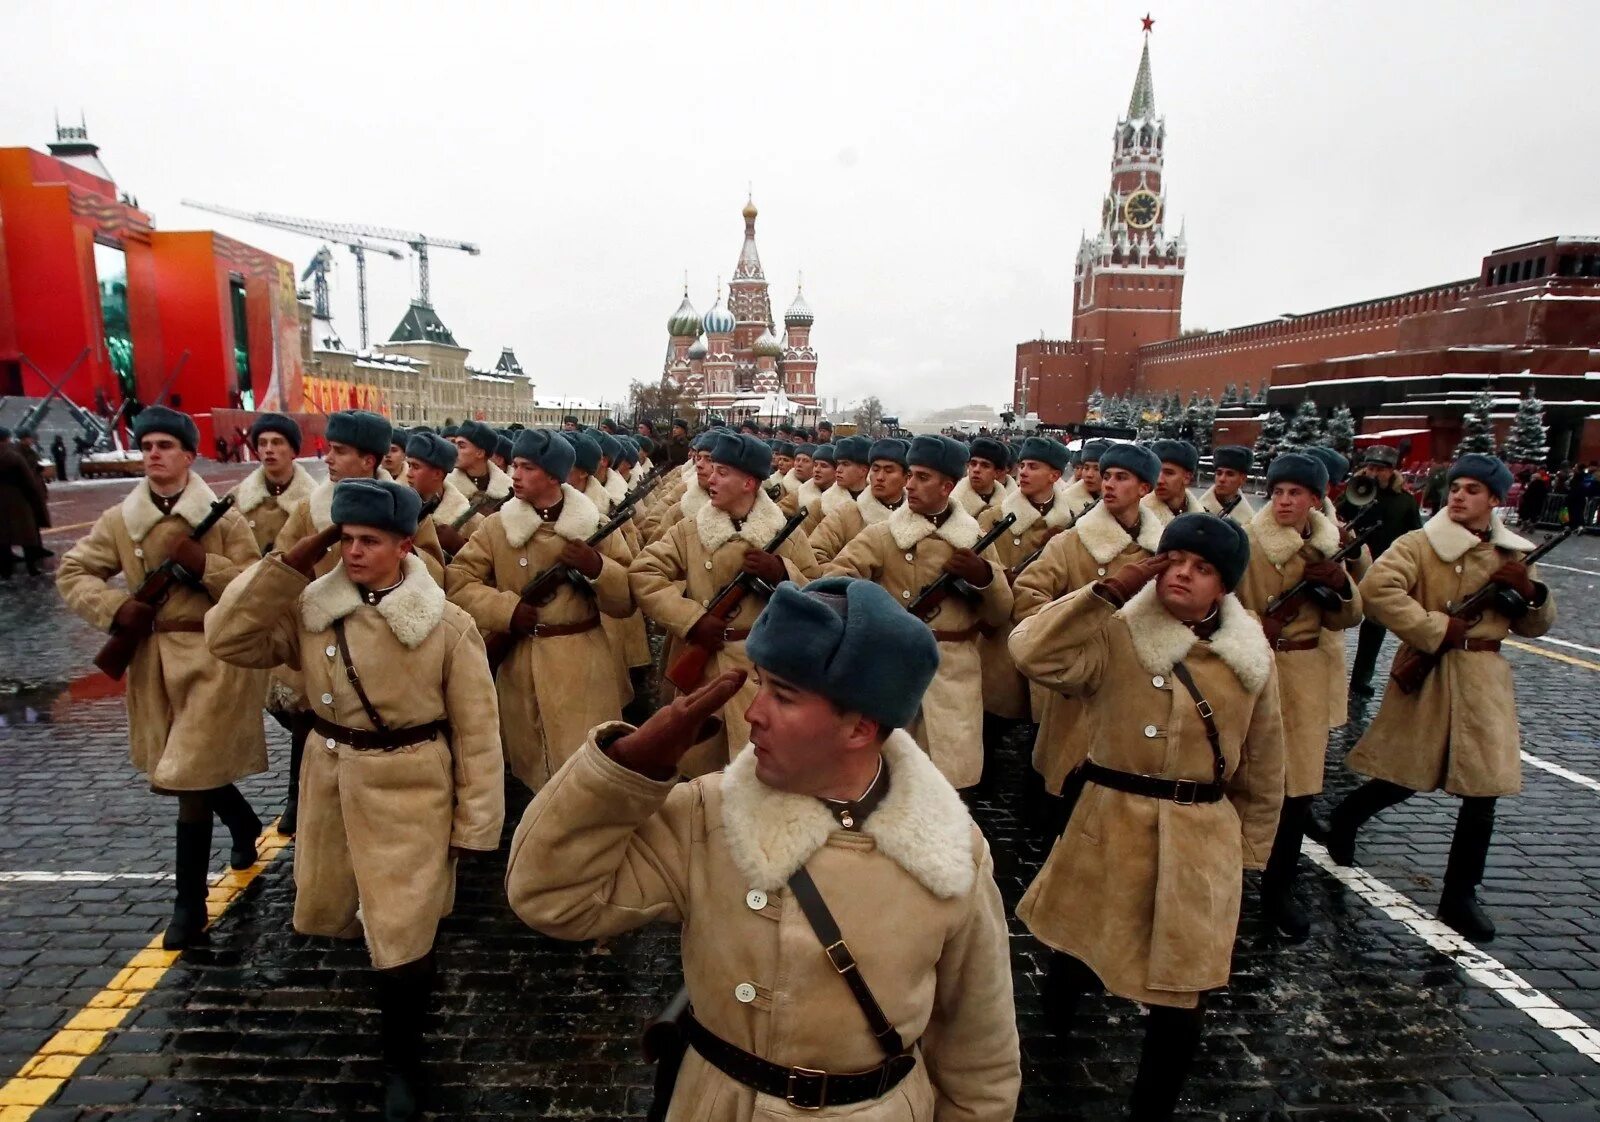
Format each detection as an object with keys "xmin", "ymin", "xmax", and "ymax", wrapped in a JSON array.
[{"xmin": 1141, "ymin": 13, "xmax": 1155, "ymax": 32}]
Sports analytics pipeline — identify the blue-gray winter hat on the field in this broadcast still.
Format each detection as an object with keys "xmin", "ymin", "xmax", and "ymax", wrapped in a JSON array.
[
  {"xmin": 326, "ymin": 410, "xmax": 392, "ymax": 458},
  {"xmin": 1305, "ymin": 445, "xmax": 1349, "ymax": 485},
  {"xmin": 495, "ymin": 435, "xmax": 514, "ymax": 463},
  {"xmin": 592, "ymin": 429, "xmax": 623, "ymax": 464},
  {"xmin": 1266, "ymin": 452, "xmax": 1329, "ymax": 497},
  {"xmin": 441, "ymin": 424, "xmax": 461, "ymax": 439},
  {"xmin": 691, "ymin": 429, "xmax": 722, "ymax": 452},
  {"xmin": 563, "ymin": 430, "xmax": 602, "ymax": 475},
  {"xmin": 969, "ymin": 436, "xmax": 1008, "ymax": 468},
  {"xmin": 513, "ymin": 428, "xmax": 576, "ymax": 480},
  {"xmin": 1361, "ymin": 444, "xmax": 1400, "ymax": 468},
  {"xmin": 389, "ymin": 426, "xmax": 411, "ymax": 451},
  {"xmin": 908, "ymin": 433, "xmax": 966, "ymax": 480},
  {"xmin": 868, "ymin": 438, "xmax": 909, "ymax": 468},
  {"xmin": 795, "ymin": 443, "xmax": 818, "ymax": 458},
  {"xmin": 1017, "ymin": 436, "xmax": 1070, "ymax": 472},
  {"xmin": 1212, "ymin": 445, "xmax": 1253, "ymax": 473},
  {"xmin": 248, "ymin": 412, "xmax": 301, "ymax": 454},
  {"xmin": 1100, "ymin": 442, "xmax": 1162, "ymax": 486},
  {"xmin": 132, "ymin": 405, "xmax": 200, "ymax": 454},
  {"xmin": 1159, "ymin": 512, "xmax": 1251, "ymax": 592},
  {"xmin": 746, "ymin": 576, "xmax": 939, "ymax": 730},
  {"xmin": 456, "ymin": 419, "xmax": 498, "ymax": 455},
  {"xmin": 1448, "ymin": 453, "xmax": 1514, "ymax": 499},
  {"xmin": 1079, "ymin": 439, "xmax": 1110, "ymax": 464},
  {"xmin": 833, "ymin": 435, "xmax": 872, "ymax": 464},
  {"xmin": 406, "ymin": 431, "xmax": 459, "ymax": 473},
  {"xmin": 812, "ymin": 442, "xmax": 837, "ymax": 464},
  {"xmin": 772, "ymin": 440, "xmax": 797, "ymax": 458},
  {"xmin": 709, "ymin": 431, "xmax": 773, "ymax": 480},
  {"xmin": 330, "ymin": 478, "xmax": 421, "ymax": 537},
  {"xmin": 1149, "ymin": 439, "xmax": 1199, "ymax": 473},
  {"xmin": 614, "ymin": 436, "xmax": 639, "ymax": 466}
]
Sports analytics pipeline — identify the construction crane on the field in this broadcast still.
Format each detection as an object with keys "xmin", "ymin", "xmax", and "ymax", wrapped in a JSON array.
[{"xmin": 183, "ymin": 200, "xmax": 403, "ymax": 349}]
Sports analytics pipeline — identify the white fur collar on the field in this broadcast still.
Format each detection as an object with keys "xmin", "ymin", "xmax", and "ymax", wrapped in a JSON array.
[
  {"xmin": 951, "ymin": 477, "xmax": 1001, "ymax": 518},
  {"xmin": 1422, "ymin": 508, "xmax": 1534, "ymax": 563},
  {"xmin": 447, "ymin": 460, "xmax": 512, "ymax": 502},
  {"xmin": 1058, "ymin": 479, "xmax": 1097, "ymax": 520},
  {"xmin": 307, "ymin": 478, "xmax": 336, "ymax": 531},
  {"xmin": 780, "ymin": 468, "xmax": 801, "ymax": 495},
  {"xmin": 820, "ymin": 482, "xmax": 853, "ymax": 514},
  {"xmin": 299, "ymin": 554, "xmax": 444, "ymax": 650},
  {"xmin": 1141, "ymin": 489, "xmax": 1204, "ymax": 527},
  {"xmin": 1321, "ymin": 497, "xmax": 1340, "ymax": 522},
  {"xmin": 234, "ymin": 462, "xmax": 314, "ymax": 515},
  {"xmin": 1000, "ymin": 479, "xmax": 1076, "ymax": 536},
  {"xmin": 580, "ymin": 475, "xmax": 610, "ymax": 515},
  {"xmin": 1200, "ymin": 485, "xmax": 1251, "ymax": 524},
  {"xmin": 695, "ymin": 488, "xmax": 787, "ymax": 553},
  {"xmin": 1248, "ymin": 503, "xmax": 1341, "ymax": 565},
  {"xmin": 430, "ymin": 484, "xmax": 472, "ymax": 527},
  {"xmin": 1073, "ymin": 500, "xmax": 1164, "ymax": 564},
  {"xmin": 857, "ymin": 488, "xmax": 900, "ymax": 527},
  {"xmin": 602, "ymin": 469, "xmax": 627, "ymax": 506},
  {"xmin": 798, "ymin": 479, "xmax": 829, "ymax": 511},
  {"xmin": 1118, "ymin": 584, "xmax": 1273, "ymax": 695},
  {"xmin": 720, "ymin": 730, "xmax": 975, "ymax": 899},
  {"xmin": 887, "ymin": 498, "xmax": 982, "ymax": 551},
  {"xmin": 680, "ymin": 476, "xmax": 710, "ymax": 519},
  {"xmin": 499, "ymin": 484, "xmax": 600, "ymax": 549},
  {"xmin": 121, "ymin": 473, "xmax": 221, "ymax": 542}
]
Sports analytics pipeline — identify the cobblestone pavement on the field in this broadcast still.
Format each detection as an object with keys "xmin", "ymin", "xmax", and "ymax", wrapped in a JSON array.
[{"xmin": 1, "ymin": 481, "xmax": 1597, "ymax": 1119}]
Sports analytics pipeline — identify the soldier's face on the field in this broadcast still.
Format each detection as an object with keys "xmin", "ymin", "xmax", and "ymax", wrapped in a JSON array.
[
  {"xmin": 139, "ymin": 435, "xmax": 195, "ymax": 489},
  {"xmin": 1156, "ymin": 463, "xmax": 1194, "ymax": 505},
  {"xmin": 1213, "ymin": 467, "xmax": 1246, "ymax": 498},
  {"xmin": 813, "ymin": 461, "xmax": 836, "ymax": 488},
  {"xmin": 774, "ymin": 455, "xmax": 795, "ymax": 475},
  {"xmin": 868, "ymin": 461, "xmax": 906, "ymax": 503},
  {"xmin": 511, "ymin": 458, "xmax": 561, "ymax": 503},
  {"xmin": 694, "ymin": 451, "xmax": 714, "ymax": 487},
  {"xmin": 837, "ymin": 460, "xmax": 868, "ymax": 491},
  {"xmin": 383, "ymin": 445, "xmax": 408, "ymax": 478},
  {"xmin": 1270, "ymin": 483, "xmax": 1317, "ymax": 527},
  {"xmin": 1156, "ymin": 550, "xmax": 1224, "ymax": 623},
  {"xmin": 966, "ymin": 458, "xmax": 999, "ymax": 495},
  {"xmin": 255, "ymin": 432, "xmax": 294, "ymax": 472},
  {"xmin": 325, "ymin": 441, "xmax": 377, "ymax": 483},
  {"xmin": 746, "ymin": 671, "xmax": 875, "ymax": 796},
  {"xmin": 1100, "ymin": 468, "xmax": 1149, "ymax": 515},
  {"xmin": 906, "ymin": 466, "xmax": 956, "ymax": 515},
  {"xmin": 405, "ymin": 458, "xmax": 446, "ymax": 497},
  {"xmin": 340, "ymin": 525, "xmax": 412, "ymax": 588},
  {"xmin": 794, "ymin": 454, "xmax": 814, "ymax": 481},
  {"xmin": 453, "ymin": 438, "xmax": 487, "ymax": 473},
  {"xmin": 708, "ymin": 463, "xmax": 757, "ymax": 512},
  {"xmin": 1078, "ymin": 461, "xmax": 1102, "ymax": 493},
  {"xmin": 1018, "ymin": 459, "xmax": 1062, "ymax": 501},
  {"xmin": 1447, "ymin": 478, "xmax": 1496, "ymax": 528}
]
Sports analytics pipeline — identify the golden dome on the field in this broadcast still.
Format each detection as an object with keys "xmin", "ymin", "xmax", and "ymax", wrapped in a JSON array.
[{"xmin": 742, "ymin": 199, "xmax": 758, "ymax": 221}]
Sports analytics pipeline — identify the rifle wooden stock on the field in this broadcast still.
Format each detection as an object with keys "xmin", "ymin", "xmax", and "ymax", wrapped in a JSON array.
[
  {"xmin": 905, "ymin": 513, "xmax": 1016, "ymax": 622},
  {"xmin": 93, "ymin": 494, "xmax": 237, "ymax": 680},
  {"xmin": 664, "ymin": 507, "xmax": 810, "ymax": 692},
  {"xmin": 1390, "ymin": 525, "xmax": 1576, "ymax": 694}
]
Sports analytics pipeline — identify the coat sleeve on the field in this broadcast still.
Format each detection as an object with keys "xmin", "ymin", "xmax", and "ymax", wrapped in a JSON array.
[
  {"xmin": 1357, "ymin": 534, "xmax": 1449, "ymax": 653},
  {"xmin": 413, "ymin": 519, "xmax": 447, "ymax": 587},
  {"xmin": 272, "ymin": 501, "xmax": 312, "ymax": 554},
  {"xmin": 973, "ymin": 545, "xmax": 1014, "ymax": 628},
  {"xmin": 777, "ymin": 532, "xmax": 820, "ymax": 585},
  {"xmin": 445, "ymin": 525, "xmax": 522, "ymax": 634},
  {"xmin": 1319, "ymin": 567, "xmax": 1364, "ymax": 632},
  {"xmin": 592, "ymin": 532, "xmax": 636, "ymax": 619},
  {"xmin": 1512, "ymin": 562, "xmax": 1556, "ymax": 639},
  {"xmin": 808, "ymin": 507, "xmax": 853, "ymax": 565},
  {"xmin": 441, "ymin": 621, "xmax": 506, "ymax": 851},
  {"xmin": 204, "ymin": 555, "xmax": 308, "ymax": 671},
  {"xmin": 1006, "ymin": 585, "xmax": 1112, "ymax": 698},
  {"xmin": 197, "ymin": 511, "xmax": 260, "ymax": 601},
  {"xmin": 1011, "ymin": 531, "xmax": 1073, "ymax": 621},
  {"xmin": 922, "ymin": 833, "xmax": 1022, "ymax": 1122},
  {"xmin": 505, "ymin": 733, "xmax": 694, "ymax": 939},
  {"xmin": 1228, "ymin": 664, "xmax": 1286, "ymax": 871},
  {"xmin": 56, "ymin": 511, "xmax": 130, "ymax": 633},
  {"xmin": 820, "ymin": 525, "xmax": 884, "ymax": 581},
  {"xmin": 629, "ymin": 526, "xmax": 702, "ymax": 638}
]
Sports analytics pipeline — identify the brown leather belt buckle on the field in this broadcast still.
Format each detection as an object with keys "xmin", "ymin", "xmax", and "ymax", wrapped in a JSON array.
[
  {"xmin": 1172, "ymin": 779, "xmax": 1200, "ymax": 806},
  {"xmin": 787, "ymin": 1066, "xmax": 828, "ymax": 1110},
  {"xmin": 824, "ymin": 939, "xmax": 858, "ymax": 975}
]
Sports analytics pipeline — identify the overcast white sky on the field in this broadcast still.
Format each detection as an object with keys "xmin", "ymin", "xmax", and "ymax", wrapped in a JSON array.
[{"xmin": 10, "ymin": 1, "xmax": 1600, "ymax": 418}]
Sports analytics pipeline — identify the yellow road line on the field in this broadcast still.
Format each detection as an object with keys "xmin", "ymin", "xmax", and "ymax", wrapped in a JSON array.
[
  {"xmin": 0, "ymin": 825, "xmax": 291, "ymax": 1118},
  {"xmin": 1505, "ymin": 638, "xmax": 1600, "ymax": 673}
]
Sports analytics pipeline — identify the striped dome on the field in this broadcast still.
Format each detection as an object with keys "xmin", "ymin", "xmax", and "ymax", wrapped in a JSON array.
[
  {"xmin": 667, "ymin": 293, "xmax": 700, "ymax": 338},
  {"xmin": 752, "ymin": 325, "xmax": 784, "ymax": 358},
  {"xmin": 702, "ymin": 298, "xmax": 736, "ymax": 335}
]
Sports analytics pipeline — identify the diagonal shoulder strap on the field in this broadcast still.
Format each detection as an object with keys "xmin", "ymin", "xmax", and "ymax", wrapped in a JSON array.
[
  {"xmin": 787, "ymin": 866, "xmax": 906, "ymax": 1058},
  {"xmin": 1170, "ymin": 660, "xmax": 1225, "ymax": 786},
  {"xmin": 333, "ymin": 618, "xmax": 389, "ymax": 732}
]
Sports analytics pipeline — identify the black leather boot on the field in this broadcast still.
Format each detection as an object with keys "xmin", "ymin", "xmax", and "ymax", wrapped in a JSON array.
[
  {"xmin": 278, "ymin": 718, "xmax": 309, "ymax": 837},
  {"xmin": 1129, "ymin": 1005, "xmax": 1204, "ymax": 1120},
  {"xmin": 1322, "ymin": 779, "xmax": 1414, "ymax": 867},
  {"xmin": 163, "ymin": 819, "xmax": 213, "ymax": 950},
  {"xmin": 1438, "ymin": 797, "xmax": 1497, "ymax": 942},
  {"xmin": 376, "ymin": 955, "xmax": 434, "ymax": 1121},
  {"xmin": 1262, "ymin": 796, "xmax": 1311, "ymax": 941},
  {"xmin": 208, "ymin": 784, "xmax": 262, "ymax": 870}
]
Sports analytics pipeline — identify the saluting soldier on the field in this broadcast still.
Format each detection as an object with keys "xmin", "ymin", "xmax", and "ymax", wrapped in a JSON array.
[
  {"xmin": 1234, "ymin": 453, "xmax": 1363, "ymax": 940},
  {"xmin": 630, "ymin": 432, "xmax": 819, "ymax": 774},
  {"xmin": 57, "ymin": 406, "xmax": 268, "ymax": 949},
  {"xmin": 1200, "ymin": 445, "xmax": 1255, "ymax": 525},
  {"xmin": 208, "ymin": 478, "xmax": 504, "ymax": 1120},
  {"xmin": 1324, "ymin": 454, "xmax": 1555, "ymax": 941},
  {"xmin": 1010, "ymin": 514, "xmax": 1284, "ymax": 1120},
  {"xmin": 403, "ymin": 431, "xmax": 484, "ymax": 560},
  {"xmin": 230, "ymin": 413, "xmax": 315, "ymax": 556},
  {"xmin": 1142, "ymin": 439, "xmax": 1205, "ymax": 526},
  {"xmin": 1012, "ymin": 444, "xmax": 1165, "ymax": 831},
  {"xmin": 382, "ymin": 426, "xmax": 410, "ymax": 482},
  {"xmin": 507, "ymin": 577, "xmax": 1021, "ymax": 1119},
  {"xmin": 951, "ymin": 436, "xmax": 1010, "ymax": 519},
  {"xmin": 808, "ymin": 438, "xmax": 909, "ymax": 566},
  {"xmin": 797, "ymin": 442, "xmax": 836, "ymax": 534},
  {"xmin": 448, "ymin": 420, "xmax": 514, "ymax": 506},
  {"xmin": 825, "ymin": 435, "xmax": 1013, "ymax": 790}
]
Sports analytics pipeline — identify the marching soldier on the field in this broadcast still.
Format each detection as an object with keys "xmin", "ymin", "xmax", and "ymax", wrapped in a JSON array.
[
  {"xmin": 507, "ymin": 577, "xmax": 1021, "ymax": 1119},
  {"xmin": 446, "ymin": 430, "xmax": 633, "ymax": 789},
  {"xmin": 382, "ymin": 426, "xmax": 410, "ymax": 481},
  {"xmin": 1142, "ymin": 439, "xmax": 1205, "ymax": 526},
  {"xmin": 1200, "ymin": 445, "xmax": 1255, "ymax": 525},
  {"xmin": 815, "ymin": 435, "xmax": 870, "ymax": 526},
  {"xmin": 403, "ymin": 432, "xmax": 489, "ymax": 560},
  {"xmin": 1010, "ymin": 514, "xmax": 1284, "ymax": 1120},
  {"xmin": 630, "ymin": 432, "xmax": 819, "ymax": 774},
  {"xmin": 825, "ymin": 435, "xmax": 1013, "ymax": 790},
  {"xmin": 951, "ymin": 436, "xmax": 1010, "ymax": 519},
  {"xmin": 448, "ymin": 420, "xmax": 514, "ymax": 505},
  {"xmin": 645, "ymin": 430, "xmax": 718, "ymax": 542},
  {"xmin": 208, "ymin": 478, "xmax": 504, "ymax": 1120},
  {"xmin": 797, "ymin": 442, "xmax": 836, "ymax": 534},
  {"xmin": 567, "ymin": 430, "xmax": 641, "ymax": 704},
  {"xmin": 1303, "ymin": 444, "xmax": 1368, "ymax": 730},
  {"xmin": 1012, "ymin": 444, "xmax": 1164, "ymax": 830},
  {"xmin": 776, "ymin": 442, "xmax": 815, "ymax": 516},
  {"xmin": 493, "ymin": 434, "xmax": 514, "ymax": 474},
  {"xmin": 230, "ymin": 413, "xmax": 315, "ymax": 556},
  {"xmin": 57, "ymin": 406, "xmax": 268, "ymax": 949},
  {"xmin": 596, "ymin": 432, "xmax": 656, "ymax": 715},
  {"xmin": 767, "ymin": 439, "xmax": 798, "ymax": 504},
  {"xmin": 1234, "ymin": 453, "xmax": 1362, "ymax": 940},
  {"xmin": 1060, "ymin": 438, "xmax": 1103, "ymax": 520},
  {"xmin": 1323, "ymin": 454, "xmax": 1555, "ymax": 941},
  {"xmin": 808, "ymin": 438, "xmax": 909, "ymax": 565}
]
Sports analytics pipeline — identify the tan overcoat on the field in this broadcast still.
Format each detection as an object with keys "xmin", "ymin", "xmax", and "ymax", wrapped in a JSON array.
[
  {"xmin": 427, "ymin": 483, "xmax": 490, "ymax": 548},
  {"xmin": 1141, "ymin": 488, "xmax": 1206, "ymax": 528},
  {"xmin": 808, "ymin": 489, "xmax": 899, "ymax": 566},
  {"xmin": 229, "ymin": 462, "xmax": 316, "ymax": 555},
  {"xmin": 630, "ymin": 491, "xmax": 819, "ymax": 773},
  {"xmin": 1010, "ymin": 585, "xmax": 1285, "ymax": 1008},
  {"xmin": 207, "ymin": 553, "xmax": 505, "ymax": 968},
  {"xmin": 1345, "ymin": 511, "xmax": 1555, "ymax": 797},
  {"xmin": 950, "ymin": 477, "xmax": 1002, "ymax": 520},
  {"xmin": 1011, "ymin": 502, "xmax": 1165, "ymax": 792},
  {"xmin": 1235, "ymin": 506, "xmax": 1363, "ymax": 796},
  {"xmin": 1199, "ymin": 485, "xmax": 1253, "ymax": 527},
  {"xmin": 507, "ymin": 728, "xmax": 1020, "ymax": 1121},
  {"xmin": 796, "ymin": 478, "xmax": 833, "ymax": 536},
  {"xmin": 57, "ymin": 475, "xmax": 268, "ymax": 792},
  {"xmin": 446, "ymin": 486, "xmax": 633, "ymax": 789},
  {"xmin": 824, "ymin": 503, "xmax": 1013, "ymax": 789}
]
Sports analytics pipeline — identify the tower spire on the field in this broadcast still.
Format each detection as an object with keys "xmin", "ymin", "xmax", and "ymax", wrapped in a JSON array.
[{"xmin": 1127, "ymin": 22, "xmax": 1156, "ymax": 119}]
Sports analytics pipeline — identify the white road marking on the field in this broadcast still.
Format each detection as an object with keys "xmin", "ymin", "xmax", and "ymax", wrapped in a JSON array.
[
  {"xmin": 1533, "ymin": 635, "xmax": 1600, "ymax": 658},
  {"xmin": 1537, "ymin": 562, "xmax": 1600, "ymax": 577},
  {"xmin": 0, "ymin": 871, "xmax": 172, "ymax": 883},
  {"xmin": 1306, "ymin": 839, "xmax": 1600, "ymax": 1065},
  {"xmin": 1523, "ymin": 751, "xmax": 1600, "ymax": 795}
]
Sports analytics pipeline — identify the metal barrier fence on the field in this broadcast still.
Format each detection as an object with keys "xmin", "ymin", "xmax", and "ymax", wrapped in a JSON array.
[{"xmin": 1528, "ymin": 495, "xmax": 1599, "ymax": 532}]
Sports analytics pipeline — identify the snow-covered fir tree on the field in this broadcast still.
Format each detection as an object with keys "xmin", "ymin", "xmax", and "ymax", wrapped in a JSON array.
[
  {"xmin": 1253, "ymin": 410, "xmax": 1288, "ymax": 468},
  {"xmin": 1322, "ymin": 404, "xmax": 1356, "ymax": 455},
  {"xmin": 1085, "ymin": 389, "xmax": 1104, "ymax": 422},
  {"xmin": 1454, "ymin": 391, "xmax": 1497, "ymax": 456},
  {"xmin": 1284, "ymin": 399, "xmax": 1324, "ymax": 451},
  {"xmin": 1501, "ymin": 392, "xmax": 1548, "ymax": 465},
  {"xmin": 1220, "ymin": 383, "xmax": 1240, "ymax": 407}
]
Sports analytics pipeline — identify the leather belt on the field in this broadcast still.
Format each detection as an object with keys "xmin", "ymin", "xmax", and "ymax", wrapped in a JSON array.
[
  {"xmin": 531, "ymin": 615, "xmax": 601, "ymax": 638},
  {"xmin": 1272, "ymin": 637, "xmax": 1320, "ymax": 652},
  {"xmin": 1081, "ymin": 760, "xmax": 1224, "ymax": 805},
  {"xmin": 930, "ymin": 624, "xmax": 981, "ymax": 643},
  {"xmin": 721, "ymin": 627, "xmax": 752, "ymax": 642},
  {"xmin": 1460, "ymin": 638, "xmax": 1502, "ymax": 653},
  {"xmin": 153, "ymin": 620, "xmax": 206, "ymax": 633},
  {"xmin": 683, "ymin": 1011, "xmax": 916, "ymax": 1110},
  {"xmin": 310, "ymin": 715, "xmax": 450, "ymax": 751}
]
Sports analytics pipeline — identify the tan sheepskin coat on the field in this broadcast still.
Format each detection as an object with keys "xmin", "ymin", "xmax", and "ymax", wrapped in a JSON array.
[
  {"xmin": 446, "ymin": 486, "xmax": 634, "ymax": 789},
  {"xmin": 824, "ymin": 502, "xmax": 1013, "ymax": 789},
  {"xmin": 807, "ymin": 488, "xmax": 899, "ymax": 566},
  {"xmin": 1345, "ymin": 511, "xmax": 1555, "ymax": 797},
  {"xmin": 1199, "ymin": 485, "xmax": 1254, "ymax": 527},
  {"xmin": 1010, "ymin": 585, "xmax": 1285, "ymax": 1008},
  {"xmin": 207, "ymin": 553, "xmax": 505, "ymax": 968},
  {"xmin": 57, "ymin": 475, "xmax": 268, "ymax": 792},
  {"xmin": 507, "ymin": 727, "xmax": 1020, "ymax": 1121},
  {"xmin": 229, "ymin": 462, "xmax": 316, "ymax": 555}
]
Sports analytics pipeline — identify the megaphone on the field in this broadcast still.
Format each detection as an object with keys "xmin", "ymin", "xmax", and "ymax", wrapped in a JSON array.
[{"xmin": 1344, "ymin": 473, "xmax": 1379, "ymax": 507}]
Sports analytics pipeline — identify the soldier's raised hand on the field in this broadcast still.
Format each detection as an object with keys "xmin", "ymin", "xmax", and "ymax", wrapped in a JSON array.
[
  {"xmin": 284, "ymin": 525, "xmax": 342, "ymax": 577},
  {"xmin": 1098, "ymin": 552, "xmax": 1172, "ymax": 605},
  {"xmin": 607, "ymin": 668, "xmax": 748, "ymax": 780}
]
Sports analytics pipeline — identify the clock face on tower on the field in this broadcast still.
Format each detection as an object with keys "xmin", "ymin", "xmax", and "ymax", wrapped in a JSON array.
[{"xmin": 1124, "ymin": 190, "xmax": 1160, "ymax": 229}]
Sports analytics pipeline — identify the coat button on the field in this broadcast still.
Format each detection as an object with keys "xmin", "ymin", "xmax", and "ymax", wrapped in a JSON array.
[
  {"xmin": 745, "ymin": 889, "xmax": 767, "ymax": 910},
  {"xmin": 1096, "ymin": 566, "xmax": 1106, "ymax": 576},
  {"xmin": 734, "ymin": 983, "xmax": 757, "ymax": 1004},
  {"xmin": 1152, "ymin": 675, "xmax": 1165, "ymax": 688},
  {"xmin": 326, "ymin": 644, "xmax": 337, "ymax": 658},
  {"xmin": 1454, "ymin": 564, "xmax": 1463, "ymax": 573},
  {"xmin": 134, "ymin": 547, "xmax": 144, "ymax": 558},
  {"xmin": 326, "ymin": 737, "xmax": 336, "ymax": 749},
  {"xmin": 702, "ymin": 598, "xmax": 710, "ymax": 607},
  {"xmin": 901, "ymin": 589, "xmax": 911, "ymax": 599},
  {"xmin": 1013, "ymin": 537, "xmax": 1022, "ymax": 546},
  {"xmin": 321, "ymin": 693, "xmax": 333, "ymax": 705},
  {"xmin": 905, "ymin": 552, "xmax": 914, "ymax": 562},
  {"xmin": 519, "ymin": 557, "xmax": 528, "ymax": 567},
  {"xmin": 1143, "ymin": 724, "xmax": 1159, "ymax": 738},
  {"xmin": 705, "ymin": 560, "xmax": 714, "ymax": 570},
  {"xmin": 248, "ymin": 519, "xmax": 256, "ymax": 528}
]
